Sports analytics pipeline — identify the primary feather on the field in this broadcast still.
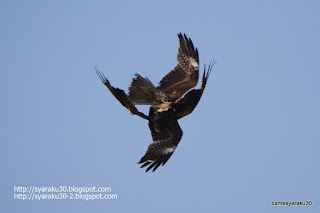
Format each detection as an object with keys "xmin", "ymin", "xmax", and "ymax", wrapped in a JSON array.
[{"xmin": 96, "ymin": 33, "xmax": 215, "ymax": 172}]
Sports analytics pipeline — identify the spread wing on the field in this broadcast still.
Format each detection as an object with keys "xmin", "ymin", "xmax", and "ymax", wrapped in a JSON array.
[
  {"xmin": 138, "ymin": 117, "xmax": 183, "ymax": 172},
  {"xmin": 95, "ymin": 66, "xmax": 148, "ymax": 120},
  {"xmin": 173, "ymin": 60, "xmax": 215, "ymax": 120},
  {"xmin": 157, "ymin": 33, "xmax": 199, "ymax": 101}
]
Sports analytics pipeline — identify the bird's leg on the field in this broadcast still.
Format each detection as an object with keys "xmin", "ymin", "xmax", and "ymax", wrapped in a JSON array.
[{"xmin": 129, "ymin": 106, "xmax": 149, "ymax": 120}]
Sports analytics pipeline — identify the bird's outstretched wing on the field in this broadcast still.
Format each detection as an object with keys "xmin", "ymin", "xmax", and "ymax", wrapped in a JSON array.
[
  {"xmin": 95, "ymin": 66, "xmax": 149, "ymax": 120},
  {"xmin": 157, "ymin": 33, "xmax": 200, "ymax": 101},
  {"xmin": 173, "ymin": 60, "xmax": 215, "ymax": 120},
  {"xmin": 138, "ymin": 117, "xmax": 183, "ymax": 172}
]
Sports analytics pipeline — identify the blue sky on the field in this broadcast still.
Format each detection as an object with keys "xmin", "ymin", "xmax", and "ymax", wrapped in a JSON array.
[{"xmin": 1, "ymin": 0, "xmax": 319, "ymax": 212}]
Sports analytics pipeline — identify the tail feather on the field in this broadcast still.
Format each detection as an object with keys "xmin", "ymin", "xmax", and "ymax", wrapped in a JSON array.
[{"xmin": 128, "ymin": 74, "xmax": 161, "ymax": 105}]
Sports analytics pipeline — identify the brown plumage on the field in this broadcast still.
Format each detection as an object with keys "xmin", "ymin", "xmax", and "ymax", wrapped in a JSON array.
[
  {"xmin": 157, "ymin": 33, "xmax": 200, "ymax": 101},
  {"xmin": 96, "ymin": 33, "xmax": 215, "ymax": 172}
]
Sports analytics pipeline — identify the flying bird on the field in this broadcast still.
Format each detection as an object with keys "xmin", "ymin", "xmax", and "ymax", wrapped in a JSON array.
[{"xmin": 96, "ymin": 33, "xmax": 215, "ymax": 172}]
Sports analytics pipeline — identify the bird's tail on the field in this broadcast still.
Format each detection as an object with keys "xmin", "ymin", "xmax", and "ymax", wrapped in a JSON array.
[{"xmin": 128, "ymin": 74, "xmax": 161, "ymax": 105}]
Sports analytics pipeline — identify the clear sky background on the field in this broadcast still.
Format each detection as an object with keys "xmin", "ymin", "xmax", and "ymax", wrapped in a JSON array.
[{"xmin": 1, "ymin": 0, "xmax": 319, "ymax": 212}]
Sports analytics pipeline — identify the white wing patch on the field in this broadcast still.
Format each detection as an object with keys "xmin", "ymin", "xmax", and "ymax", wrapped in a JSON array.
[
  {"xmin": 190, "ymin": 58, "xmax": 199, "ymax": 69},
  {"xmin": 162, "ymin": 147, "xmax": 176, "ymax": 154}
]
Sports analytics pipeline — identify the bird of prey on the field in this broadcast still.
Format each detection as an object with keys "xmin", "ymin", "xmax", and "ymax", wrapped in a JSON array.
[{"xmin": 95, "ymin": 33, "xmax": 215, "ymax": 172}]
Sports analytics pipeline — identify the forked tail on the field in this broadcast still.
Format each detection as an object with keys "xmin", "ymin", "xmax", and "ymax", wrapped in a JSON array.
[{"xmin": 128, "ymin": 74, "xmax": 162, "ymax": 105}]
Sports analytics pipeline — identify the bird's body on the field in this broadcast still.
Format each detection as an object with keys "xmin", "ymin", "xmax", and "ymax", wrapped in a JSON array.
[{"xmin": 96, "ymin": 33, "xmax": 215, "ymax": 172}]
